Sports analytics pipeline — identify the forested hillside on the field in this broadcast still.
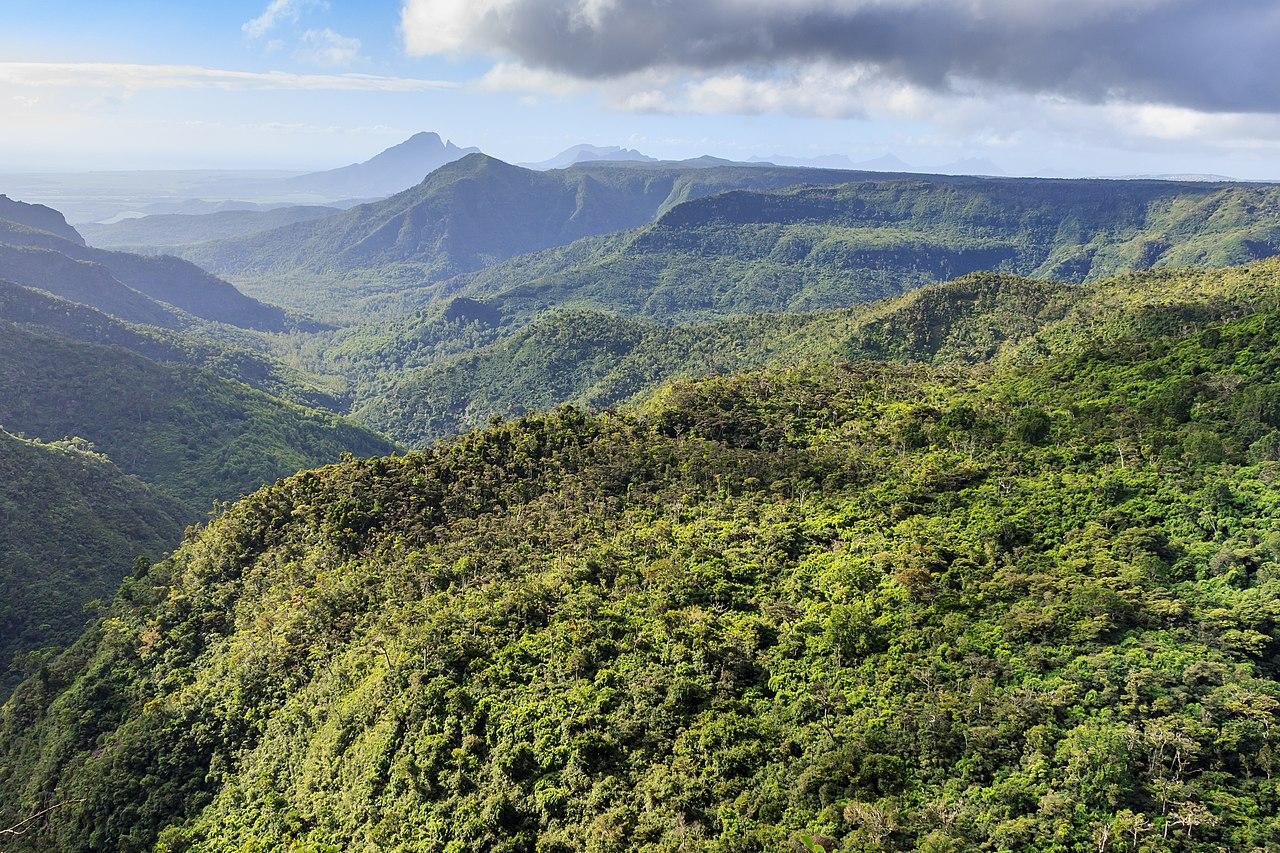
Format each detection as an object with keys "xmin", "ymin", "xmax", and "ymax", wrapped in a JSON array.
[
  {"xmin": 340, "ymin": 259, "xmax": 1280, "ymax": 448},
  {"xmin": 0, "ymin": 279, "xmax": 343, "ymax": 409},
  {"xmin": 0, "ymin": 428, "xmax": 185, "ymax": 695},
  {"xmin": 444, "ymin": 177, "xmax": 1280, "ymax": 323},
  {"xmin": 0, "ymin": 198, "xmax": 300, "ymax": 332},
  {"xmin": 6, "ymin": 258, "xmax": 1280, "ymax": 850},
  {"xmin": 0, "ymin": 320, "xmax": 395, "ymax": 512},
  {"xmin": 176, "ymin": 161, "xmax": 1280, "ymax": 324},
  {"xmin": 78, "ymin": 205, "xmax": 340, "ymax": 253},
  {"xmin": 178, "ymin": 156, "xmax": 876, "ymax": 308},
  {"xmin": 351, "ymin": 273, "xmax": 1080, "ymax": 445}
]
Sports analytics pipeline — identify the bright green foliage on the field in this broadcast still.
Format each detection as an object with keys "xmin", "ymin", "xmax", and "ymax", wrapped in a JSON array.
[
  {"xmin": 8, "ymin": 260, "xmax": 1280, "ymax": 850},
  {"xmin": 0, "ymin": 428, "xmax": 184, "ymax": 694},
  {"xmin": 319, "ymin": 174, "xmax": 1280, "ymax": 445},
  {"xmin": 0, "ymin": 279, "xmax": 344, "ymax": 409},
  {"xmin": 352, "ymin": 273, "xmax": 1079, "ymax": 445},
  {"xmin": 0, "ymin": 321, "xmax": 396, "ymax": 513}
]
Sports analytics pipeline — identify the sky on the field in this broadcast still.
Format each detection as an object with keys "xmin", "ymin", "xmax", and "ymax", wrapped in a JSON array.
[{"xmin": 2, "ymin": 0, "xmax": 1279, "ymax": 178}]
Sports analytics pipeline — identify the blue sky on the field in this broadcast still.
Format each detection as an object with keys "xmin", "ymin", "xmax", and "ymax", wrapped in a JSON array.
[{"xmin": 2, "ymin": 0, "xmax": 1279, "ymax": 178}]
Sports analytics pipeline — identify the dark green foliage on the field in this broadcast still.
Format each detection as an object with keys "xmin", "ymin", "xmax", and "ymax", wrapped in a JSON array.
[
  {"xmin": 176, "ymin": 157, "xmax": 904, "ymax": 317},
  {"xmin": 9, "ymin": 260, "xmax": 1280, "ymax": 850},
  {"xmin": 0, "ymin": 320, "xmax": 396, "ymax": 513},
  {"xmin": 445, "ymin": 177, "xmax": 1280, "ymax": 325},
  {"xmin": 0, "ymin": 212, "xmax": 301, "ymax": 332},
  {"xmin": 0, "ymin": 194, "xmax": 85, "ymax": 245},
  {"xmin": 78, "ymin": 206, "xmax": 340, "ymax": 252},
  {"xmin": 0, "ymin": 279, "xmax": 342, "ymax": 409},
  {"xmin": 0, "ymin": 429, "xmax": 184, "ymax": 695},
  {"xmin": 0, "ymin": 241, "xmax": 186, "ymax": 328}
]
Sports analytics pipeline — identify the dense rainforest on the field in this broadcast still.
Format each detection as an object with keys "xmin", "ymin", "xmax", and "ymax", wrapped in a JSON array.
[
  {"xmin": 0, "ymin": 429, "xmax": 185, "ymax": 695},
  {"xmin": 6, "ymin": 257, "xmax": 1280, "ymax": 850},
  {"xmin": 0, "ymin": 194, "xmax": 395, "ymax": 694},
  {"xmin": 9, "ymin": 153, "xmax": 1280, "ymax": 850}
]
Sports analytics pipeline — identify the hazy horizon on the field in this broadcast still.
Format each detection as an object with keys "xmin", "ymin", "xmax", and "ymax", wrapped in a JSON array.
[{"xmin": 3, "ymin": 1, "xmax": 1279, "ymax": 180}]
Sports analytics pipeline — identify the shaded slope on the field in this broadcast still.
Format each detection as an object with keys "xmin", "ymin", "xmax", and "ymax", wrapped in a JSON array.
[
  {"xmin": 0, "ymin": 429, "xmax": 185, "ymax": 694},
  {"xmin": 0, "ymin": 241, "xmax": 185, "ymax": 328},
  {"xmin": 0, "ymin": 321, "xmax": 396, "ymax": 512},
  {"xmin": 79, "ymin": 205, "xmax": 339, "ymax": 251},
  {"xmin": 0, "ymin": 211, "xmax": 301, "ymax": 332},
  {"xmin": 0, "ymin": 194, "xmax": 84, "ymax": 244},
  {"xmin": 0, "ymin": 279, "xmax": 342, "ymax": 409}
]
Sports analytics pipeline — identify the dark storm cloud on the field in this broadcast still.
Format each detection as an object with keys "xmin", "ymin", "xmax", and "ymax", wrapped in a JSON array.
[{"xmin": 405, "ymin": 0, "xmax": 1280, "ymax": 112}]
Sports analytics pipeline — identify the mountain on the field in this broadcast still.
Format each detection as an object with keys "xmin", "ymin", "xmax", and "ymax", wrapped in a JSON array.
[
  {"xmin": 79, "ymin": 205, "xmax": 340, "ymax": 251},
  {"xmin": 0, "ymin": 198, "xmax": 302, "ymax": 332},
  {"xmin": 283, "ymin": 132, "xmax": 481, "ymax": 199},
  {"xmin": 0, "ymin": 428, "xmax": 185, "ymax": 695},
  {"xmin": 751, "ymin": 153, "xmax": 914, "ymax": 171},
  {"xmin": 0, "ymin": 240, "xmax": 187, "ymax": 328},
  {"xmin": 0, "ymin": 319, "xmax": 396, "ymax": 512},
  {"xmin": 8, "ymin": 258, "xmax": 1280, "ymax": 849},
  {"xmin": 176, "ymin": 157, "xmax": 920, "ymax": 315},
  {"xmin": 0, "ymin": 194, "xmax": 84, "ymax": 244},
  {"xmin": 183, "ymin": 162, "xmax": 1280, "ymax": 325},
  {"xmin": 522, "ymin": 144, "xmax": 656, "ymax": 170},
  {"xmin": 431, "ymin": 174, "xmax": 1280, "ymax": 326}
]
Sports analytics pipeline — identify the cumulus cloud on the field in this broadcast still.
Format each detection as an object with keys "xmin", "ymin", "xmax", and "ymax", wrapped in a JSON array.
[
  {"xmin": 293, "ymin": 28, "xmax": 363, "ymax": 67},
  {"xmin": 0, "ymin": 62, "xmax": 454, "ymax": 93},
  {"xmin": 243, "ymin": 0, "xmax": 328, "ymax": 38},
  {"xmin": 400, "ymin": 0, "xmax": 1280, "ymax": 114}
]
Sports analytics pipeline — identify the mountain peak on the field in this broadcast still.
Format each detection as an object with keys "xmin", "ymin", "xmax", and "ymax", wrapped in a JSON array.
[
  {"xmin": 284, "ymin": 132, "xmax": 482, "ymax": 199},
  {"xmin": 406, "ymin": 131, "xmax": 444, "ymax": 146}
]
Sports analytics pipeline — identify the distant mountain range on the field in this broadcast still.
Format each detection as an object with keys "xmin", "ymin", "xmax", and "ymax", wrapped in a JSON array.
[
  {"xmin": 522, "ymin": 144, "xmax": 656, "ymax": 170},
  {"xmin": 177, "ymin": 155, "xmax": 890, "ymax": 295}
]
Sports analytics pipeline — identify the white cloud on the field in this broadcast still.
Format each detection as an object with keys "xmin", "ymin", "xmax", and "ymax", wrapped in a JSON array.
[
  {"xmin": 400, "ymin": 0, "xmax": 492, "ymax": 56},
  {"xmin": 0, "ymin": 62, "xmax": 455, "ymax": 93},
  {"xmin": 293, "ymin": 29, "xmax": 363, "ymax": 67},
  {"xmin": 682, "ymin": 64, "xmax": 936, "ymax": 120},
  {"xmin": 478, "ymin": 63, "xmax": 590, "ymax": 97},
  {"xmin": 243, "ymin": 0, "xmax": 328, "ymax": 39}
]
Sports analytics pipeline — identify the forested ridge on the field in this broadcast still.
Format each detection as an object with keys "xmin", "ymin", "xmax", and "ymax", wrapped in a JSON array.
[
  {"xmin": 0, "ymin": 428, "xmax": 185, "ymax": 695},
  {"xmin": 7, "ymin": 258, "xmax": 1280, "ymax": 850}
]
